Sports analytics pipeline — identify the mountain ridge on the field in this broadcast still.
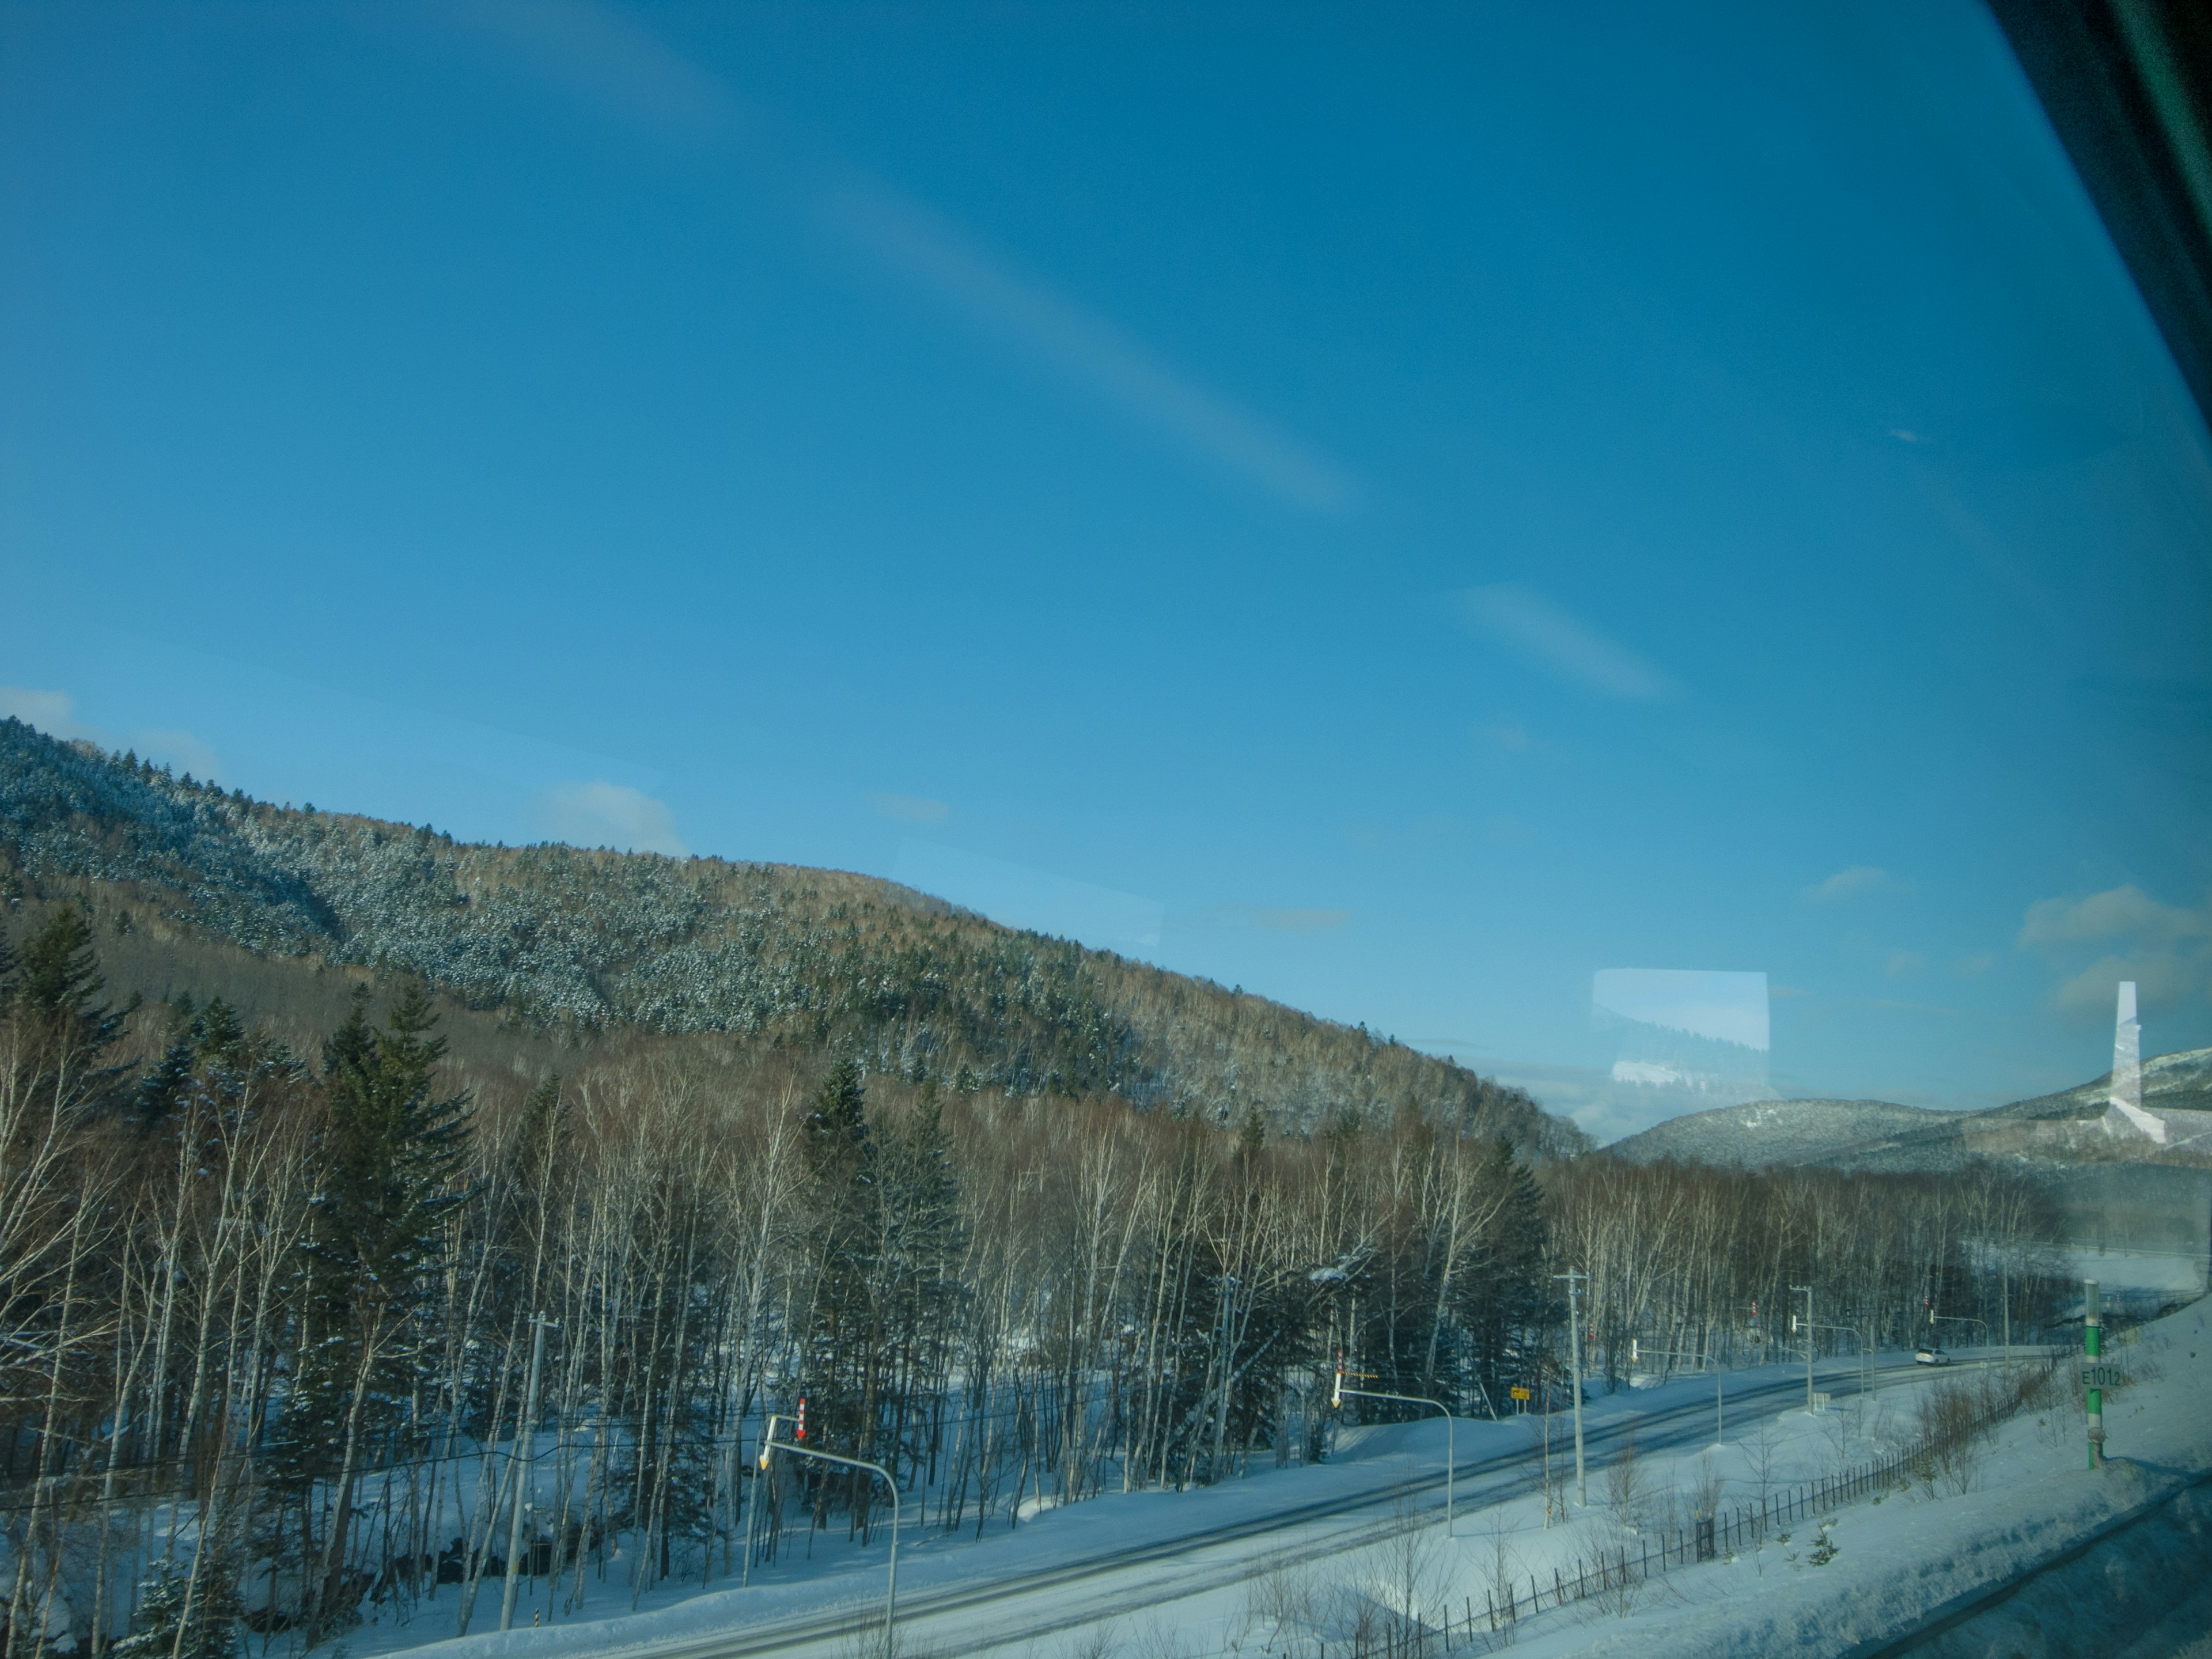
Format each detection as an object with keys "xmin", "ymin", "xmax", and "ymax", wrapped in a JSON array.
[
  {"xmin": 1606, "ymin": 1048, "xmax": 2212, "ymax": 1173},
  {"xmin": 0, "ymin": 718, "xmax": 1578, "ymax": 1148}
]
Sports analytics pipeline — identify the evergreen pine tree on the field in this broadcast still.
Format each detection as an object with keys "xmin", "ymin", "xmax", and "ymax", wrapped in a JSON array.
[
  {"xmin": 801, "ymin": 1059, "xmax": 884, "ymax": 1516},
  {"xmin": 115, "ymin": 1558, "xmax": 241, "ymax": 1659},
  {"xmin": 291, "ymin": 982, "xmax": 472, "ymax": 1634},
  {"xmin": 1459, "ymin": 1139, "xmax": 1549, "ymax": 1405},
  {"xmin": 13, "ymin": 906, "xmax": 130, "ymax": 1094}
]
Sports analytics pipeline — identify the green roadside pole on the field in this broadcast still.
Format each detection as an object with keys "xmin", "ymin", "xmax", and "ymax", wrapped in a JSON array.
[{"xmin": 2084, "ymin": 1278, "xmax": 2103, "ymax": 1468}]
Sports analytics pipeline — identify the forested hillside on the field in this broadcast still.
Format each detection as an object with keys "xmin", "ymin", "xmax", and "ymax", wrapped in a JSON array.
[
  {"xmin": 0, "ymin": 910, "xmax": 2074, "ymax": 1657},
  {"xmin": 0, "ymin": 721, "xmax": 2082, "ymax": 1656},
  {"xmin": 0, "ymin": 718, "xmax": 1563, "ymax": 1146}
]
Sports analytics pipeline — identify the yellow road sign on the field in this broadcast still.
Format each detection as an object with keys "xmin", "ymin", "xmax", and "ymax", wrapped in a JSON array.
[{"xmin": 1509, "ymin": 1386, "xmax": 1532, "ymax": 1401}]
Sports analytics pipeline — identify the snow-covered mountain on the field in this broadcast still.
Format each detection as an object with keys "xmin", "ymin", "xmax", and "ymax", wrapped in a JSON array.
[
  {"xmin": 1605, "ymin": 1096, "xmax": 1972, "ymax": 1171},
  {"xmin": 1988, "ymin": 1045, "xmax": 2212, "ymax": 1123},
  {"xmin": 1607, "ymin": 1048, "xmax": 2212, "ymax": 1173}
]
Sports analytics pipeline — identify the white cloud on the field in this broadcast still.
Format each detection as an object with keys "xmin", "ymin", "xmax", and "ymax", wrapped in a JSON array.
[
  {"xmin": 1453, "ymin": 585, "xmax": 1679, "ymax": 700},
  {"xmin": 0, "ymin": 685, "xmax": 106, "ymax": 745},
  {"xmin": 2049, "ymin": 953, "xmax": 2201, "ymax": 1019},
  {"xmin": 1885, "ymin": 950, "xmax": 1924, "ymax": 979},
  {"xmin": 2017, "ymin": 885, "xmax": 2209, "ymax": 948},
  {"xmin": 0, "ymin": 688, "xmax": 225, "ymax": 783},
  {"xmin": 1809, "ymin": 865, "xmax": 1899, "ymax": 902},
  {"xmin": 135, "ymin": 728, "xmax": 223, "ymax": 784},
  {"xmin": 2018, "ymin": 885, "xmax": 2212, "ymax": 1019},
  {"xmin": 536, "ymin": 781, "xmax": 688, "ymax": 857},
  {"xmin": 870, "ymin": 792, "xmax": 950, "ymax": 825}
]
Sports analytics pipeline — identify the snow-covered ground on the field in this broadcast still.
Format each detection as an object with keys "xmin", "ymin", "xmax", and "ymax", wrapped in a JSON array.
[
  {"xmin": 341, "ymin": 1308, "xmax": 2210, "ymax": 1658},
  {"xmin": 1532, "ymin": 1303, "xmax": 2212, "ymax": 1658}
]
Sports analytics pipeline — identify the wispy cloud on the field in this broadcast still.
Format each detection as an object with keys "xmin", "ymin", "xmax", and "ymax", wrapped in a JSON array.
[
  {"xmin": 464, "ymin": 1, "xmax": 1355, "ymax": 514},
  {"xmin": 823, "ymin": 185, "xmax": 1357, "ymax": 513},
  {"xmin": 870, "ymin": 792, "xmax": 950, "ymax": 825},
  {"xmin": 1473, "ymin": 717, "xmax": 1531, "ymax": 754},
  {"xmin": 1885, "ymin": 950, "xmax": 1924, "ymax": 978},
  {"xmin": 1809, "ymin": 865, "xmax": 1901, "ymax": 902},
  {"xmin": 1185, "ymin": 903, "xmax": 1353, "ymax": 936},
  {"xmin": 1337, "ymin": 813, "xmax": 1464, "ymax": 854},
  {"xmin": 537, "ymin": 781, "xmax": 687, "ymax": 856},
  {"xmin": 1244, "ymin": 906, "xmax": 1351, "ymax": 934},
  {"xmin": 1452, "ymin": 585, "xmax": 1678, "ymax": 700},
  {"xmin": 893, "ymin": 840, "xmax": 1163, "ymax": 956},
  {"xmin": 456, "ymin": 0, "xmax": 738, "ymax": 139}
]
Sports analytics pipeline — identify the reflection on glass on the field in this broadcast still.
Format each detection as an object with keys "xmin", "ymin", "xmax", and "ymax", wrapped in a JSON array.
[{"xmin": 1592, "ymin": 968, "xmax": 1770, "ymax": 1105}]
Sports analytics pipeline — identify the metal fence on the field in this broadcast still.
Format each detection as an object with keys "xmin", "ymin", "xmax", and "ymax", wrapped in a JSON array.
[{"xmin": 1330, "ymin": 1356, "xmax": 2057, "ymax": 1658}]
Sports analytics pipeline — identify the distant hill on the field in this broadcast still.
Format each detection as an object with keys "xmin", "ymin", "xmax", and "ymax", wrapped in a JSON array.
[
  {"xmin": 1608, "ymin": 1050, "xmax": 2212, "ymax": 1173},
  {"xmin": 0, "ymin": 718, "xmax": 1578, "ymax": 1149},
  {"xmin": 1986, "ymin": 1046, "xmax": 2212, "ymax": 1123},
  {"xmin": 1606, "ymin": 1097, "xmax": 1971, "ymax": 1172}
]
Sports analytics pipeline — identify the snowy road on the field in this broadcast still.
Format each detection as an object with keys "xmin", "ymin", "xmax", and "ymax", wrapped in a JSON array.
[{"xmin": 628, "ymin": 1358, "xmax": 1958, "ymax": 1659}]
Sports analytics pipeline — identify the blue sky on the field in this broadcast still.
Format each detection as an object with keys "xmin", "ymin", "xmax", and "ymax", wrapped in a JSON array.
[{"xmin": 3, "ymin": 1, "xmax": 2208, "ymax": 1138}]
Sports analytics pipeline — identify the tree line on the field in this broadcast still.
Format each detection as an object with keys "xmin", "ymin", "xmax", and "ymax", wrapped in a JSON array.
[{"xmin": 0, "ymin": 907, "xmax": 2068, "ymax": 1657}]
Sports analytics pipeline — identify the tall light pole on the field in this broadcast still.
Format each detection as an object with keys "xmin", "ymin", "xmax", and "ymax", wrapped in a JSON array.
[
  {"xmin": 1554, "ymin": 1270, "xmax": 1588, "ymax": 1506},
  {"xmin": 1332, "ymin": 1362, "xmax": 1456, "ymax": 1535},
  {"xmin": 1791, "ymin": 1285, "xmax": 1815, "ymax": 1412},
  {"xmin": 760, "ymin": 1414, "xmax": 900, "ymax": 1658},
  {"xmin": 1930, "ymin": 1312, "xmax": 1991, "ymax": 1353},
  {"xmin": 499, "ymin": 1314, "xmax": 552, "ymax": 1633}
]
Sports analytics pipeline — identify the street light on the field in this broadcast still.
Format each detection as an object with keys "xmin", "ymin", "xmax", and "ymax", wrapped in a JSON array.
[
  {"xmin": 1790, "ymin": 1285, "xmax": 1815, "ymax": 1413},
  {"xmin": 1629, "ymin": 1335, "xmax": 1726, "ymax": 1445},
  {"xmin": 500, "ymin": 1314, "xmax": 556, "ymax": 1633},
  {"xmin": 1794, "ymin": 1319, "xmax": 1872, "ymax": 1402},
  {"xmin": 759, "ymin": 1412, "xmax": 901, "ymax": 1659},
  {"xmin": 1927, "ymin": 1312, "xmax": 1991, "ymax": 1353},
  {"xmin": 1332, "ymin": 1361, "xmax": 1456, "ymax": 1535}
]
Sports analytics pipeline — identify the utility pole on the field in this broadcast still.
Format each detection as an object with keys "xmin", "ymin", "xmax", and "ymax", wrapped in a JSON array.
[
  {"xmin": 499, "ymin": 1313, "xmax": 550, "ymax": 1633},
  {"xmin": 2002, "ymin": 1266, "xmax": 2012, "ymax": 1368},
  {"xmin": 1555, "ymin": 1270, "xmax": 1588, "ymax": 1506},
  {"xmin": 1541, "ymin": 1361, "xmax": 1555, "ymax": 1526},
  {"xmin": 1791, "ymin": 1285, "xmax": 1814, "ymax": 1414},
  {"xmin": 2084, "ymin": 1279, "xmax": 2104, "ymax": 1468}
]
